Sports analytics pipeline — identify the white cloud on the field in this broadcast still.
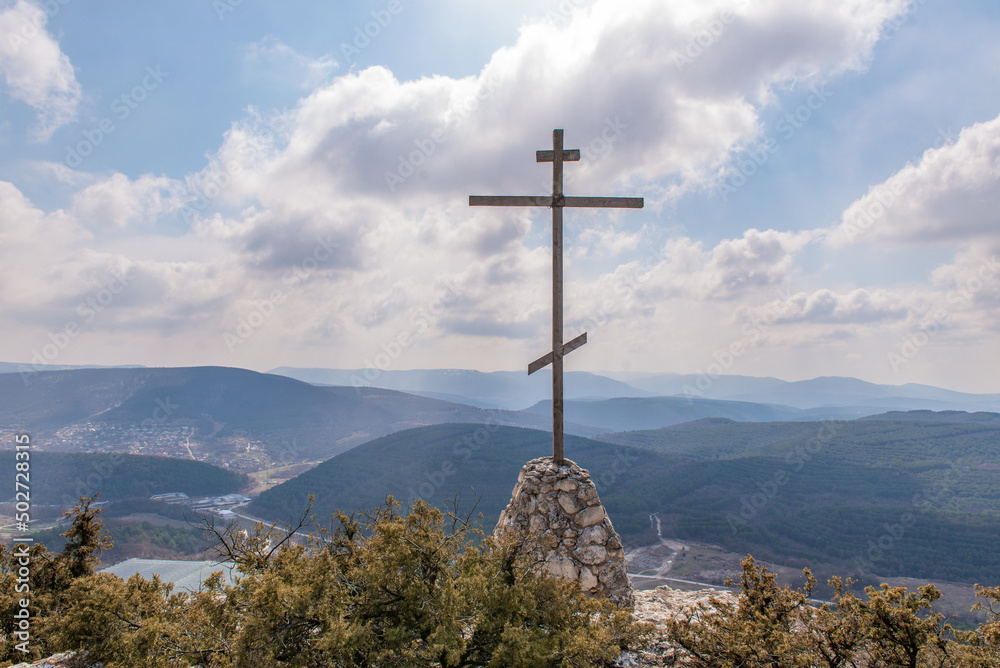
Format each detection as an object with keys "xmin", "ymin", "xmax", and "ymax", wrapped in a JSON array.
[
  {"xmin": 0, "ymin": 0, "xmax": 82, "ymax": 140},
  {"xmin": 765, "ymin": 287, "xmax": 910, "ymax": 325},
  {"xmin": 829, "ymin": 113, "xmax": 1000, "ymax": 248},
  {"xmin": 0, "ymin": 180, "xmax": 91, "ymax": 313},
  {"xmin": 931, "ymin": 245, "xmax": 1000, "ymax": 311},
  {"xmin": 3, "ymin": 0, "xmax": 924, "ymax": 374},
  {"xmin": 244, "ymin": 37, "xmax": 339, "ymax": 89},
  {"xmin": 612, "ymin": 228, "xmax": 815, "ymax": 305},
  {"xmin": 30, "ymin": 160, "xmax": 94, "ymax": 187},
  {"xmin": 72, "ymin": 173, "xmax": 186, "ymax": 229},
  {"xmin": 0, "ymin": 180, "xmax": 85, "ymax": 249},
  {"xmin": 160, "ymin": 0, "xmax": 902, "ymax": 362},
  {"xmin": 575, "ymin": 224, "xmax": 647, "ymax": 258},
  {"xmin": 196, "ymin": 0, "xmax": 908, "ymax": 214}
]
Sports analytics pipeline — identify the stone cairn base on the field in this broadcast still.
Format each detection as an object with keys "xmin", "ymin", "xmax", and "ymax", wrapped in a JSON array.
[{"xmin": 493, "ymin": 456, "xmax": 634, "ymax": 608}]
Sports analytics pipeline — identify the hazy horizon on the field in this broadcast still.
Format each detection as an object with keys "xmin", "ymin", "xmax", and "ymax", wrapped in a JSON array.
[{"xmin": 5, "ymin": 360, "xmax": 1000, "ymax": 398}]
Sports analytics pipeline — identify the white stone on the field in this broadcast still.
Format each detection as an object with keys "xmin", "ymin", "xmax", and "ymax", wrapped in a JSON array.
[
  {"xmin": 574, "ymin": 544, "xmax": 608, "ymax": 565},
  {"xmin": 557, "ymin": 491, "xmax": 581, "ymax": 514},
  {"xmin": 578, "ymin": 524, "xmax": 608, "ymax": 546},
  {"xmin": 493, "ymin": 457, "xmax": 634, "ymax": 608},
  {"xmin": 554, "ymin": 478, "xmax": 578, "ymax": 492},
  {"xmin": 545, "ymin": 556, "xmax": 579, "ymax": 581},
  {"xmin": 575, "ymin": 505, "xmax": 605, "ymax": 527}
]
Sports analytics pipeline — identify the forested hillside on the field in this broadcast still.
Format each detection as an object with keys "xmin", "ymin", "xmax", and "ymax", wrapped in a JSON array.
[
  {"xmin": 251, "ymin": 416, "xmax": 1000, "ymax": 586},
  {"xmin": 0, "ymin": 451, "xmax": 248, "ymax": 507}
]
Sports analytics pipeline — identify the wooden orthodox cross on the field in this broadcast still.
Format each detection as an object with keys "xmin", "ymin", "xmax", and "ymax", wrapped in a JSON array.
[{"xmin": 470, "ymin": 129, "xmax": 643, "ymax": 465}]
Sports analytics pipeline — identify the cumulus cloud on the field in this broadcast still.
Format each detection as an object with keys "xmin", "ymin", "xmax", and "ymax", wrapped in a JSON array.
[
  {"xmin": 557, "ymin": 227, "xmax": 816, "ymax": 352},
  {"xmin": 0, "ymin": 0, "xmax": 82, "ymax": 140},
  {"xmin": 763, "ymin": 287, "xmax": 910, "ymax": 325},
  {"xmin": 72, "ymin": 173, "xmax": 186, "ymax": 229},
  {"xmin": 172, "ymin": 0, "xmax": 905, "ymax": 297},
  {"xmin": 575, "ymin": 224, "xmax": 647, "ymax": 258},
  {"xmin": 0, "ymin": 181, "xmax": 91, "ymax": 317},
  {"xmin": 190, "ymin": 0, "xmax": 908, "ymax": 216},
  {"xmin": 829, "ymin": 113, "xmax": 1000, "ymax": 248},
  {"xmin": 931, "ymin": 245, "xmax": 1000, "ymax": 311},
  {"xmin": 624, "ymin": 228, "xmax": 815, "ymax": 304},
  {"xmin": 3, "ymin": 0, "xmax": 919, "ymax": 371},
  {"xmin": 729, "ymin": 242, "xmax": 1000, "ymax": 357}
]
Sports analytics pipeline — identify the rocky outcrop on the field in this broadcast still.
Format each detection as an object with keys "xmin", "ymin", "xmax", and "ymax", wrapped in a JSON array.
[
  {"xmin": 8, "ymin": 652, "xmax": 80, "ymax": 668},
  {"xmin": 618, "ymin": 586, "xmax": 733, "ymax": 667},
  {"xmin": 493, "ymin": 456, "xmax": 634, "ymax": 607}
]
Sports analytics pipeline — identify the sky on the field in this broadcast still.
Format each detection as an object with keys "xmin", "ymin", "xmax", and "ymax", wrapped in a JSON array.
[{"xmin": 1, "ymin": 0, "xmax": 999, "ymax": 393}]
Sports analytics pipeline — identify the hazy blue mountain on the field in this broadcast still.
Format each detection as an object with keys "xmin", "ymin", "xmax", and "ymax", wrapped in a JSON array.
[
  {"xmin": 859, "ymin": 409, "xmax": 1000, "ymax": 424},
  {"xmin": 602, "ymin": 371, "xmax": 790, "ymax": 399},
  {"xmin": 0, "ymin": 366, "xmax": 581, "ymax": 470},
  {"xmin": 618, "ymin": 372, "xmax": 1000, "ymax": 412},
  {"xmin": 519, "ymin": 396, "xmax": 803, "ymax": 431},
  {"xmin": 726, "ymin": 376, "xmax": 1000, "ymax": 411},
  {"xmin": 272, "ymin": 367, "xmax": 1000, "ymax": 413},
  {"xmin": 0, "ymin": 362, "xmax": 146, "ymax": 375},
  {"xmin": 268, "ymin": 367, "xmax": 655, "ymax": 409}
]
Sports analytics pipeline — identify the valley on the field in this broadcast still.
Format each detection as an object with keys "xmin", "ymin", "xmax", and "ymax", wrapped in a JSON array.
[{"xmin": 3, "ymin": 364, "xmax": 1000, "ymax": 626}]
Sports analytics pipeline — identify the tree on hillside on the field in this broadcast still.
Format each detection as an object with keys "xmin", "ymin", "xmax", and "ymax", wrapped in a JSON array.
[
  {"xmin": 34, "ymin": 497, "xmax": 652, "ymax": 667},
  {"xmin": 952, "ymin": 585, "xmax": 1000, "ymax": 667},
  {"xmin": 0, "ymin": 495, "xmax": 112, "ymax": 661},
  {"xmin": 660, "ymin": 555, "xmax": 998, "ymax": 668},
  {"xmin": 662, "ymin": 555, "xmax": 819, "ymax": 667}
]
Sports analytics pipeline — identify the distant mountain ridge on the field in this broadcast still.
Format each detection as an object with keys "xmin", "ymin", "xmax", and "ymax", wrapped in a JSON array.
[
  {"xmin": 519, "ymin": 397, "xmax": 801, "ymax": 432},
  {"xmin": 270, "ymin": 367, "xmax": 1000, "ymax": 414},
  {"xmin": 603, "ymin": 372, "xmax": 1000, "ymax": 412},
  {"xmin": 268, "ymin": 367, "xmax": 655, "ymax": 409},
  {"xmin": 6, "ymin": 365, "xmax": 1000, "ymax": 476},
  {"xmin": 0, "ymin": 366, "xmax": 577, "ymax": 472}
]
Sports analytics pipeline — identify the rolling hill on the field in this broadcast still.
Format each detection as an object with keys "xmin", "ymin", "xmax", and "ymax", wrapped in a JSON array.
[
  {"xmin": 0, "ymin": 451, "xmax": 249, "ymax": 510},
  {"xmin": 249, "ymin": 416, "xmax": 1000, "ymax": 586},
  {"xmin": 249, "ymin": 423, "xmax": 669, "ymax": 531},
  {"xmin": 0, "ymin": 366, "xmax": 575, "ymax": 471}
]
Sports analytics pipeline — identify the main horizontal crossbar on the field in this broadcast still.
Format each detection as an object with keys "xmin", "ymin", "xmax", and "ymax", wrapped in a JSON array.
[{"xmin": 469, "ymin": 196, "xmax": 643, "ymax": 208}]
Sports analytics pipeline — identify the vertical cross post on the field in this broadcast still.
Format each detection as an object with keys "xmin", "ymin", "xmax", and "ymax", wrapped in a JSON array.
[
  {"xmin": 470, "ymin": 129, "xmax": 643, "ymax": 465},
  {"xmin": 551, "ymin": 129, "xmax": 566, "ymax": 463}
]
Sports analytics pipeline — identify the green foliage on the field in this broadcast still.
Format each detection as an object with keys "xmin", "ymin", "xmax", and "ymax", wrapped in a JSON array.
[
  {"xmin": 662, "ymin": 555, "xmax": 1000, "ymax": 668},
  {"xmin": 31, "ymin": 516, "xmax": 209, "ymax": 565},
  {"xmin": 0, "ymin": 495, "xmax": 112, "ymax": 661},
  {"xmin": 21, "ymin": 497, "xmax": 651, "ymax": 667},
  {"xmin": 664, "ymin": 555, "xmax": 819, "ymax": 667},
  {"xmin": 952, "ymin": 585, "xmax": 1000, "ymax": 666},
  {"xmin": 6, "ymin": 497, "xmax": 1000, "ymax": 667}
]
